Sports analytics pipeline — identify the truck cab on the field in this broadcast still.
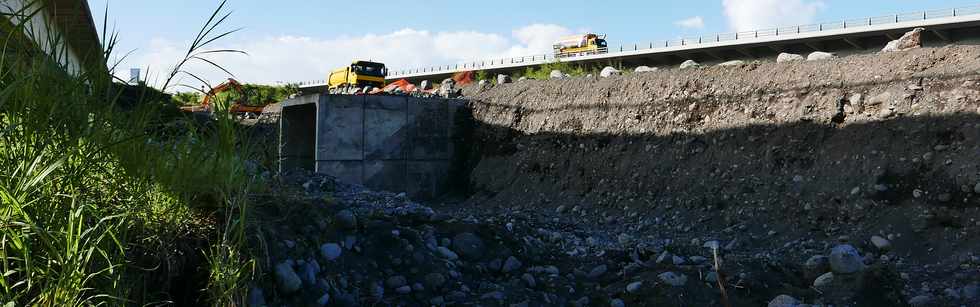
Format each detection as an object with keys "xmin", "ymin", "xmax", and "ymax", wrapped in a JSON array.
[{"xmin": 328, "ymin": 60, "xmax": 387, "ymax": 90}]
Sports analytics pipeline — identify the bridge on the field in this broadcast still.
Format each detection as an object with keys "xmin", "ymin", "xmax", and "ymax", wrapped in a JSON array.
[{"xmin": 299, "ymin": 4, "xmax": 980, "ymax": 92}]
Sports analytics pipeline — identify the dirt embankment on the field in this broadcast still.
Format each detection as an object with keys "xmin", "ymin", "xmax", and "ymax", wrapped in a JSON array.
[{"xmin": 456, "ymin": 45, "xmax": 980, "ymax": 305}]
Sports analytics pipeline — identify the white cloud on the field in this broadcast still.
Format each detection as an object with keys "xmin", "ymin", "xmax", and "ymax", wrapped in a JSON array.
[
  {"xmin": 722, "ymin": 0, "xmax": 826, "ymax": 32},
  {"xmin": 116, "ymin": 24, "xmax": 574, "ymax": 90},
  {"xmin": 675, "ymin": 16, "xmax": 705, "ymax": 29}
]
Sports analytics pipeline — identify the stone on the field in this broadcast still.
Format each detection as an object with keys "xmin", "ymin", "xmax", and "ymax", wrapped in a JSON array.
[
  {"xmin": 518, "ymin": 76, "xmax": 528, "ymax": 82},
  {"xmin": 679, "ymin": 60, "xmax": 700, "ymax": 69},
  {"xmin": 813, "ymin": 272, "xmax": 835, "ymax": 288},
  {"xmin": 882, "ymin": 28, "xmax": 924, "ymax": 52},
  {"xmin": 937, "ymin": 193, "xmax": 953, "ymax": 203},
  {"xmin": 805, "ymin": 255, "xmax": 830, "ymax": 272},
  {"xmin": 718, "ymin": 60, "xmax": 744, "ymax": 66},
  {"xmin": 600, "ymin": 66, "xmax": 621, "ymax": 77},
  {"xmin": 829, "ymin": 244, "xmax": 865, "ymax": 274},
  {"xmin": 610, "ymin": 298, "xmax": 625, "ymax": 307},
  {"xmin": 452, "ymin": 232, "xmax": 486, "ymax": 260},
  {"xmin": 521, "ymin": 273, "xmax": 537, "ymax": 288},
  {"xmin": 587, "ymin": 264, "xmax": 608, "ymax": 279},
  {"xmin": 335, "ymin": 210, "xmax": 357, "ymax": 230},
  {"xmin": 634, "ymin": 66, "xmax": 657, "ymax": 73},
  {"xmin": 419, "ymin": 80, "xmax": 432, "ymax": 91},
  {"xmin": 703, "ymin": 240, "xmax": 720, "ymax": 250},
  {"xmin": 626, "ymin": 281, "xmax": 643, "ymax": 293},
  {"xmin": 316, "ymin": 292, "xmax": 330, "ymax": 306},
  {"xmin": 298, "ymin": 261, "xmax": 320, "ymax": 285},
  {"xmin": 386, "ymin": 275, "xmax": 407, "ymax": 289},
  {"xmin": 424, "ymin": 272, "xmax": 446, "ymax": 289},
  {"xmin": 497, "ymin": 74, "xmax": 512, "ymax": 84},
  {"xmin": 395, "ymin": 285, "xmax": 412, "ymax": 294},
  {"xmin": 777, "ymin": 53, "xmax": 805, "ymax": 63},
  {"xmin": 807, "ymin": 51, "xmax": 836, "ymax": 61},
  {"xmin": 502, "ymin": 256, "xmax": 523, "ymax": 273},
  {"xmin": 907, "ymin": 294, "xmax": 934, "ymax": 306},
  {"xmin": 672, "ymin": 255, "xmax": 686, "ymax": 265},
  {"xmin": 274, "ymin": 262, "xmax": 302, "ymax": 293},
  {"xmin": 657, "ymin": 272, "xmax": 688, "ymax": 286},
  {"xmin": 870, "ymin": 235, "xmax": 891, "ymax": 250},
  {"xmin": 478, "ymin": 80, "xmax": 488, "ymax": 87},
  {"xmin": 974, "ymin": 182, "xmax": 980, "ymax": 194},
  {"xmin": 439, "ymin": 78, "xmax": 456, "ymax": 98},
  {"xmin": 436, "ymin": 246, "xmax": 459, "ymax": 260},
  {"xmin": 320, "ymin": 243, "xmax": 342, "ymax": 261},
  {"xmin": 962, "ymin": 283, "xmax": 979, "ymax": 299},
  {"xmin": 550, "ymin": 70, "xmax": 565, "ymax": 79},
  {"xmin": 689, "ymin": 256, "xmax": 708, "ymax": 264},
  {"xmin": 768, "ymin": 294, "xmax": 800, "ymax": 307}
]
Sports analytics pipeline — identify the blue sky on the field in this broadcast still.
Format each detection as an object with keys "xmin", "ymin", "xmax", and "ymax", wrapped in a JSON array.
[{"xmin": 88, "ymin": 0, "xmax": 980, "ymax": 87}]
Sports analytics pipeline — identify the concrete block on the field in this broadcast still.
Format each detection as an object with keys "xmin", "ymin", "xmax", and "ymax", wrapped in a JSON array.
[
  {"xmin": 364, "ymin": 96, "xmax": 408, "ymax": 160},
  {"xmin": 317, "ymin": 95, "xmax": 364, "ymax": 161},
  {"xmin": 316, "ymin": 161, "xmax": 363, "ymax": 185},
  {"xmin": 364, "ymin": 160, "xmax": 407, "ymax": 192},
  {"xmin": 407, "ymin": 98, "xmax": 451, "ymax": 160},
  {"xmin": 406, "ymin": 161, "xmax": 450, "ymax": 200}
]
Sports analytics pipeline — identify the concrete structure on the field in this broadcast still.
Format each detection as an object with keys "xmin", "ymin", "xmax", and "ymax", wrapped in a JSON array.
[
  {"xmin": 280, "ymin": 94, "xmax": 467, "ymax": 199},
  {"xmin": 0, "ymin": 0, "xmax": 104, "ymax": 75},
  {"xmin": 295, "ymin": 4, "xmax": 980, "ymax": 91}
]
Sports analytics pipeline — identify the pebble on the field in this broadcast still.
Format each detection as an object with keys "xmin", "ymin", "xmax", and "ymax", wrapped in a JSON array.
[
  {"xmin": 610, "ymin": 298, "xmax": 625, "ymax": 307},
  {"xmin": 813, "ymin": 272, "xmax": 834, "ymax": 288},
  {"xmin": 335, "ymin": 210, "xmax": 357, "ymax": 229},
  {"xmin": 316, "ymin": 292, "xmax": 330, "ymax": 306},
  {"xmin": 672, "ymin": 255, "xmax": 686, "ymax": 265},
  {"xmin": 626, "ymin": 281, "xmax": 643, "ymax": 293},
  {"xmin": 436, "ymin": 247, "xmax": 459, "ymax": 260},
  {"xmin": 963, "ymin": 283, "xmax": 979, "ymax": 299},
  {"xmin": 658, "ymin": 272, "xmax": 688, "ymax": 286},
  {"xmin": 587, "ymin": 264, "xmax": 608, "ymax": 279},
  {"xmin": 522, "ymin": 273, "xmax": 537, "ymax": 288},
  {"xmin": 424, "ymin": 272, "xmax": 446, "ymax": 289},
  {"xmin": 907, "ymin": 294, "xmax": 934, "ymax": 306},
  {"xmin": 768, "ymin": 294, "xmax": 800, "ymax": 307},
  {"xmin": 870, "ymin": 235, "xmax": 891, "ymax": 250},
  {"xmin": 974, "ymin": 183, "xmax": 980, "ymax": 194},
  {"xmin": 805, "ymin": 255, "xmax": 829, "ymax": 271},
  {"xmin": 502, "ymin": 256, "xmax": 523, "ymax": 273},
  {"xmin": 395, "ymin": 285, "xmax": 412, "ymax": 294},
  {"xmin": 452, "ymin": 232, "xmax": 487, "ymax": 260},
  {"xmin": 274, "ymin": 262, "xmax": 302, "ymax": 293},
  {"xmin": 829, "ymin": 244, "xmax": 864, "ymax": 274},
  {"xmin": 320, "ymin": 243, "xmax": 342, "ymax": 261}
]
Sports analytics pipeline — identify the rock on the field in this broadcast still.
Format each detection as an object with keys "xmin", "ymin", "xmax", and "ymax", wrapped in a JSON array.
[
  {"xmin": 481, "ymin": 291, "xmax": 505, "ymax": 300},
  {"xmin": 502, "ymin": 256, "xmax": 523, "ymax": 273},
  {"xmin": 882, "ymin": 28, "xmax": 924, "ymax": 52},
  {"xmin": 298, "ymin": 261, "xmax": 319, "ymax": 285},
  {"xmin": 768, "ymin": 295, "xmax": 800, "ymax": 307},
  {"xmin": 907, "ymin": 294, "xmax": 934, "ymax": 306},
  {"xmin": 436, "ymin": 246, "xmax": 459, "ymax": 260},
  {"xmin": 497, "ymin": 74, "xmax": 511, "ymax": 84},
  {"xmin": 478, "ymin": 80, "xmax": 488, "ymax": 87},
  {"xmin": 395, "ymin": 285, "xmax": 412, "ymax": 294},
  {"xmin": 717, "ymin": 60, "xmax": 744, "ymax": 66},
  {"xmin": 424, "ymin": 272, "xmax": 446, "ymax": 289},
  {"xmin": 452, "ymin": 232, "xmax": 486, "ymax": 260},
  {"xmin": 626, "ymin": 281, "xmax": 643, "ymax": 293},
  {"xmin": 634, "ymin": 66, "xmax": 658, "ymax": 73},
  {"xmin": 807, "ymin": 51, "xmax": 836, "ymax": 61},
  {"xmin": 679, "ymin": 60, "xmax": 700, "ymax": 69},
  {"xmin": 439, "ymin": 78, "xmax": 456, "ymax": 98},
  {"xmin": 974, "ymin": 182, "xmax": 980, "ymax": 194},
  {"xmin": 587, "ymin": 264, "xmax": 608, "ymax": 279},
  {"xmin": 658, "ymin": 272, "xmax": 688, "ymax": 286},
  {"xmin": 610, "ymin": 298, "xmax": 625, "ymax": 307},
  {"xmin": 274, "ymin": 262, "xmax": 302, "ymax": 293},
  {"xmin": 419, "ymin": 80, "xmax": 432, "ymax": 91},
  {"xmin": 335, "ymin": 210, "xmax": 357, "ymax": 230},
  {"xmin": 672, "ymin": 255, "xmax": 686, "ymax": 265},
  {"xmin": 386, "ymin": 275, "xmax": 407, "ymax": 289},
  {"xmin": 829, "ymin": 244, "xmax": 865, "ymax": 274},
  {"xmin": 937, "ymin": 193, "xmax": 953, "ymax": 203},
  {"xmin": 689, "ymin": 256, "xmax": 708, "ymax": 264},
  {"xmin": 518, "ymin": 76, "xmax": 528, "ymax": 82},
  {"xmin": 870, "ymin": 235, "xmax": 891, "ymax": 250},
  {"xmin": 813, "ymin": 272, "xmax": 835, "ymax": 288},
  {"xmin": 320, "ymin": 243, "xmax": 342, "ymax": 261},
  {"xmin": 962, "ymin": 283, "xmax": 979, "ymax": 299},
  {"xmin": 777, "ymin": 53, "xmax": 805, "ymax": 63},
  {"xmin": 521, "ymin": 273, "xmax": 537, "ymax": 288},
  {"xmin": 703, "ymin": 240, "xmax": 720, "ymax": 250},
  {"xmin": 550, "ymin": 70, "xmax": 565, "ymax": 79},
  {"xmin": 600, "ymin": 66, "xmax": 621, "ymax": 78},
  {"xmin": 705, "ymin": 272, "xmax": 718, "ymax": 283},
  {"xmin": 316, "ymin": 292, "xmax": 330, "ymax": 306},
  {"xmin": 805, "ymin": 255, "xmax": 830, "ymax": 272}
]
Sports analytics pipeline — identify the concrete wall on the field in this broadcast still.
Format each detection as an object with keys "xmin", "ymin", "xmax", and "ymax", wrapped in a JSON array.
[{"xmin": 280, "ymin": 94, "xmax": 467, "ymax": 199}]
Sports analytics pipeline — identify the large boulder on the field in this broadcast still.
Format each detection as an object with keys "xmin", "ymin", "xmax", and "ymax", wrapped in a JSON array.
[
  {"xmin": 882, "ymin": 28, "xmax": 924, "ymax": 52},
  {"xmin": 777, "ymin": 52, "xmax": 805, "ymax": 63},
  {"xmin": 439, "ymin": 78, "xmax": 456, "ymax": 98},
  {"xmin": 549, "ymin": 70, "xmax": 565, "ymax": 79},
  {"xmin": 634, "ymin": 66, "xmax": 658, "ymax": 73},
  {"xmin": 807, "ymin": 51, "xmax": 837, "ymax": 61},
  {"xmin": 497, "ymin": 74, "xmax": 511, "ymax": 84},
  {"xmin": 679, "ymin": 60, "xmax": 700, "ymax": 69},
  {"xmin": 599, "ymin": 66, "xmax": 621, "ymax": 78}
]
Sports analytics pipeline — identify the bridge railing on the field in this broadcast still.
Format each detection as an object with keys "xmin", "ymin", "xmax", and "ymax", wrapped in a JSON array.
[{"xmin": 297, "ymin": 4, "xmax": 980, "ymax": 84}]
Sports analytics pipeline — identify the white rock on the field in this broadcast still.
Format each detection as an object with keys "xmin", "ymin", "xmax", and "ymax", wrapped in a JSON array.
[
  {"xmin": 807, "ymin": 51, "xmax": 836, "ymax": 61},
  {"xmin": 657, "ymin": 272, "xmax": 688, "ymax": 286},
  {"xmin": 882, "ymin": 28, "xmax": 924, "ymax": 52},
  {"xmin": 497, "ymin": 74, "xmax": 511, "ymax": 84},
  {"xmin": 634, "ymin": 66, "xmax": 658, "ymax": 73},
  {"xmin": 600, "ymin": 66, "xmax": 621, "ymax": 77},
  {"xmin": 419, "ymin": 80, "xmax": 432, "ymax": 91},
  {"xmin": 768, "ymin": 294, "xmax": 800, "ymax": 307},
  {"xmin": 679, "ymin": 60, "xmax": 700, "ymax": 69},
  {"xmin": 626, "ymin": 281, "xmax": 643, "ymax": 293},
  {"xmin": 777, "ymin": 53, "xmax": 805, "ymax": 63},
  {"xmin": 549, "ymin": 70, "xmax": 565, "ymax": 79},
  {"xmin": 870, "ymin": 235, "xmax": 891, "ymax": 250},
  {"xmin": 320, "ymin": 243, "xmax": 342, "ymax": 261},
  {"xmin": 717, "ymin": 60, "xmax": 745, "ymax": 66}
]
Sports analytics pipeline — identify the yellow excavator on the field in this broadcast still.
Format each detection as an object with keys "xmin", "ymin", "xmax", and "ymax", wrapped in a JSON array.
[{"xmin": 554, "ymin": 34, "xmax": 608, "ymax": 58}]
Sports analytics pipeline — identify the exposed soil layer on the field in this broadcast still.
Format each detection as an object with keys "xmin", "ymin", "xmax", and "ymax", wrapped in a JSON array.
[{"xmin": 451, "ymin": 45, "xmax": 980, "ymax": 305}]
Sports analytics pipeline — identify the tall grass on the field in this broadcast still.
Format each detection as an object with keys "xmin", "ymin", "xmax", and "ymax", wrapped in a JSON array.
[{"xmin": 0, "ymin": 0, "xmax": 255, "ymax": 305}]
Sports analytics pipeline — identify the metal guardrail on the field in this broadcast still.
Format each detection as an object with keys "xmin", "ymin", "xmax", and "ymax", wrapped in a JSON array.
[{"xmin": 297, "ymin": 4, "xmax": 980, "ymax": 85}]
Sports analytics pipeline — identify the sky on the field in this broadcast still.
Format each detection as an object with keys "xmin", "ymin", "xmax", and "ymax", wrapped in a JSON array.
[{"xmin": 89, "ymin": 0, "xmax": 980, "ymax": 89}]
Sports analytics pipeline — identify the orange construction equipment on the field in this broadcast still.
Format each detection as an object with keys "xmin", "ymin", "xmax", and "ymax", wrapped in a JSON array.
[
  {"xmin": 452, "ymin": 71, "xmax": 475, "ymax": 86},
  {"xmin": 381, "ymin": 79, "xmax": 416, "ymax": 93},
  {"xmin": 179, "ymin": 78, "xmax": 265, "ymax": 115}
]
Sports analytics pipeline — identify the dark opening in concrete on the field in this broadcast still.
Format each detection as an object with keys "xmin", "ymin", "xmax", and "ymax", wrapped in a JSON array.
[{"xmin": 279, "ymin": 97, "xmax": 317, "ymax": 172}]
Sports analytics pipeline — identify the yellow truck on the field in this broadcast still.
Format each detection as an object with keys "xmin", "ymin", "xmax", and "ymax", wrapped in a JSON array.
[
  {"xmin": 328, "ymin": 60, "xmax": 387, "ymax": 91},
  {"xmin": 553, "ymin": 34, "xmax": 608, "ymax": 58}
]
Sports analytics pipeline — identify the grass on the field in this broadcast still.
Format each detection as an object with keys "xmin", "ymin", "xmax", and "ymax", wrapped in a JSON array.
[
  {"xmin": 514, "ymin": 59, "xmax": 629, "ymax": 80},
  {"xmin": 0, "ymin": 0, "xmax": 259, "ymax": 305}
]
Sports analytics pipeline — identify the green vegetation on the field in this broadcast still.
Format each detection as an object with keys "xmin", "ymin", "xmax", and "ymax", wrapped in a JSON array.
[
  {"xmin": 514, "ymin": 59, "xmax": 628, "ymax": 80},
  {"xmin": 0, "ymin": 1, "xmax": 257, "ymax": 305}
]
